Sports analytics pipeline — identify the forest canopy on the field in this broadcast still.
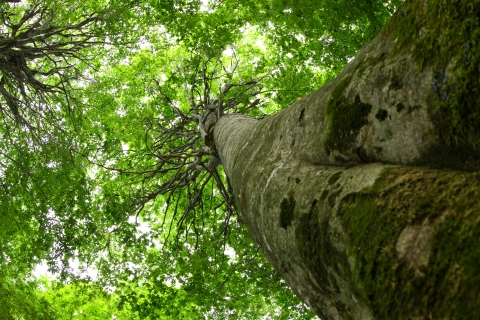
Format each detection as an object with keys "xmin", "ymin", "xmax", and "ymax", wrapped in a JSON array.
[{"xmin": 0, "ymin": 0, "xmax": 401, "ymax": 318}]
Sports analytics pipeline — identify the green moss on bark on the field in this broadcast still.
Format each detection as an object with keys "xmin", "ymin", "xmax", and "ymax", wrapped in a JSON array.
[
  {"xmin": 325, "ymin": 75, "xmax": 372, "ymax": 155},
  {"xmin": 383, "ymin": 0, "xmax": 480, "ymax": 154},
  {"xmin": 339, "ymin": 167, "xmax": 480, "ymax": 319}
]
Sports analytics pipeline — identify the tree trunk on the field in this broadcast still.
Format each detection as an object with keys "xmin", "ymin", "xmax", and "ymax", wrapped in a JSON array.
[{"xmin": 214, "ymin": 0, "xmax": 480, "ymax": 319}]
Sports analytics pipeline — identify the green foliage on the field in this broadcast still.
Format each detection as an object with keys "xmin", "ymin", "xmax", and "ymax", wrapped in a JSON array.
[
  {"xmin": 31, "ymin": 278, "xmax": 138, "ymax": 319},
  {"xmin": 0, "ymin": 276, "xmax": 57, "ymax": 320},
  {"xmin": 245, "ymin": 0, "xmax": 400, "ymax": 74},
  {"xmin": 0, "ymin": 0, "xmax": 403, "ymax": 318}
]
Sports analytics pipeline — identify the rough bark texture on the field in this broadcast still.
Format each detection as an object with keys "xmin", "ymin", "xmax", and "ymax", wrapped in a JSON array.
[{"xmin": 215, "ymin": 0, "xmax": 480, "ymax": 319}]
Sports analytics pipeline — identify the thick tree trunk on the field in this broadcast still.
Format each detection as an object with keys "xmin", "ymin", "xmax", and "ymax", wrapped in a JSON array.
[{"xmin": 214, "ymin": 0, "xmax": 480, "ymax": 319}]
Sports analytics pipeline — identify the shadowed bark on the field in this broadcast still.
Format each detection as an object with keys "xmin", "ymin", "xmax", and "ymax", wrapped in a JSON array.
[{"xmin": 214, "ymin": 0, "xmax": 480, "ymax": 318}]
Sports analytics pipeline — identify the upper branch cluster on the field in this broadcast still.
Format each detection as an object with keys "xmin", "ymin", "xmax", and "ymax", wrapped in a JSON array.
[
  {"xmin": 146, "ymin": 54, "xmax": 266, "ymax": 228},
  {"xmin": 78, "ymin": 52, "xmax": 268, "ymax": 248},
  {"xmin": 107, "ymin": 53, "xmax": 266, "ymax": 243},
  {"xmin": 0, "ymin": 1, "xmax": 107, "ymax": 126}
]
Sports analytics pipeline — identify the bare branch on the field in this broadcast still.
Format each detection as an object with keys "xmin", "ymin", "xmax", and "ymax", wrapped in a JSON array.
[
  {"xmin": 83, "ymin": 50, "xmax": 269, "ymax": 247},
  {"xmin": 0, "ymin": 1, "xmax": 111, "ymax": 129}
]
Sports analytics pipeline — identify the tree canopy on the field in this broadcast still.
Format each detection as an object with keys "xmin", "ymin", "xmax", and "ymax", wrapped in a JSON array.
[{"xmin": 1, "ymin": 0, "xmax": 401, "ymax": 318}]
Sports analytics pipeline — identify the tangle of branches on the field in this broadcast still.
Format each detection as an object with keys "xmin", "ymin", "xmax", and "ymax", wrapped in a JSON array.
[
  {"xmin": 0, "ymin": 1, "xmax": 109, "ymax": 127},
  {"xmin": 82, "ymin": 51, "xmax": 268, "ymax": 248}
]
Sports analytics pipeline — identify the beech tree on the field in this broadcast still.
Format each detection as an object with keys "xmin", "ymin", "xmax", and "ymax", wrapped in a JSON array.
[
  {"xmin": 2, "ymin": 0, "xmax": 480, "ymax": 319},
  {"xmin": 212, "ymin": 1, "xmax": 480, "ymax": 318}
]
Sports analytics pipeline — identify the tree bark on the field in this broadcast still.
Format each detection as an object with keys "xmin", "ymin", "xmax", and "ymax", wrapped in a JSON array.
[{"xmin": 214, "ymin": 0, "xmax": 480, "ymax": 319}]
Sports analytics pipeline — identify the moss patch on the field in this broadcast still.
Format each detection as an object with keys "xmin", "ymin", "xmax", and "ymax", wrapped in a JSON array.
[
  {"xmin": 383, "ymin": 0, "xmax": 480, "ymax": 153},
  {"xmin": 339, "ymin": 167, "xmax": 480, "ymax": 319},
  {"xmin": 325, "ymin": 75, "xmax": 372, "ymax": 155},
  {"xmin": 279, "ymin": 196, "xmax": 296, "ymax": 229}
]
